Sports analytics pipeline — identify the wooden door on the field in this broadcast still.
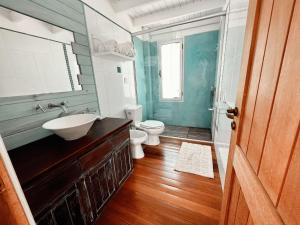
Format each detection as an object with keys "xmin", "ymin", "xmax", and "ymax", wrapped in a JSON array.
[
  {"xmin": 220, "ymin": 0, "xmax": 300, "ymax": 224},
  {"xmin": 0, "ymin": 137, "xmax": 32, "ymax": 225}
]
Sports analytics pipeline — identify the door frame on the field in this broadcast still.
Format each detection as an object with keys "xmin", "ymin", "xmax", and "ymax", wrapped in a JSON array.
[
  {"xmin": 219, "ymin": 0, "xmax": 261, "ymax": 224},
  {"xmin": 0, "ymin": 136, "xmax": 34, "ymax": 225}
]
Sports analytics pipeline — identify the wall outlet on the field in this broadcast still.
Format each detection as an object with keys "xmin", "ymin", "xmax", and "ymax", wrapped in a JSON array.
[{"xmin": 117, "ymin": 66, "xmax": 121, "ymax": 73}]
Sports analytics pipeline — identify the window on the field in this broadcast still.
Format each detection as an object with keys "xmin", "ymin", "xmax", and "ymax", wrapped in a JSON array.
[{"xmin": 159, "ymin": 41, "xmax": 183, "ymax": 101}]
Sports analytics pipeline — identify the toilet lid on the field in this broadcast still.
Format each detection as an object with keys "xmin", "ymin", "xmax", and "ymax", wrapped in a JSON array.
[{"xmin": 140, "ymin": 120, "xmax": 164, "ymax": 129}]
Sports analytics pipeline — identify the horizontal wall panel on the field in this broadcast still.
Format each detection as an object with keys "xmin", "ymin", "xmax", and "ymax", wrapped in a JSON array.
[
  {"xmin": 0, "ymin": 0, "xmax": 87, "ymax": 34},
  {"xmin": 0, "ymin": 94, "xmax": 97, "ymax": 122},
  {"xmin": 81, "ymin": 85, "xmax": 98, "ymax": 94},
  {"xmin": 80, "ymin": 65, "xmax": 94, "ymax": 75},
  {"xmin": 0, "ymin": 102, "xmax": 98, "ymax": 137},
  {"xmin": 3, "ymin": 106, "xmax": 99, "ymax": 151},
  {"xmin": 78, "ymin": 75, "xmax": 95, "ymax": 85},
  {"xmin": 56, "ymin": 0, "xmax": 84, "ymax": 14},
  {"xmin": 31, "ymin": 0, "xmax": 85, "ymax": 25},
  {"xmin": 74, "ymin": 33, "xmax": 89, "ymax": 46},
  {"xmin": 72, "ymin": 42, "xmax": 90, "ymax": 56},
  {"xmin": 3, "ymin": 127, "xmax": 52, "ymax": 150},
  {"xmin": 77, "ymin": 55, "xmax": 93, "ymax": 66},
  {"xmin": 0, "ymin": 90, "xmax": 89, "ymax": 106}
]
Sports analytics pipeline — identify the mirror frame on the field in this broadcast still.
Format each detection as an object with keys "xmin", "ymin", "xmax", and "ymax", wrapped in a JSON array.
[
  {"xmin": 0, "ymin": 7, "xmax": 86, "ymax": 98},
  {"xmin": 0, "ymin": 1, "xmax": 99, "ymax": 150}
]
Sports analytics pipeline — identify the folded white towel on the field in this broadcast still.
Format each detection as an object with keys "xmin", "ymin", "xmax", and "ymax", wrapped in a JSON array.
[
  {"xmin": 103, "ymin": 40, "xmax": 119, "ymax": 52},
  {"xmin": 118, "ymin": 42, "xmax": 135, "ymax": 57}
]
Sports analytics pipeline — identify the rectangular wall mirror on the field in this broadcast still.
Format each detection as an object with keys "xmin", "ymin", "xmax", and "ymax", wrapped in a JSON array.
[{"xmin": 0, "ymin": 6, "xmax": 82, "ymax": 98}]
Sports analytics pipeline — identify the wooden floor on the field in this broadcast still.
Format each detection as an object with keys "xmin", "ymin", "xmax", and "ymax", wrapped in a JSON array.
[{"xmin": 97, "ymin": 137, "xmax": 223, "ymax": 225}]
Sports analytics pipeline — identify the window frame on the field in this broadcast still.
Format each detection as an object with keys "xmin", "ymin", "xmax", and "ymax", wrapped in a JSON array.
[{"xmin": 158, "ymin": 39, "xmax": 184, "ymax": 102}]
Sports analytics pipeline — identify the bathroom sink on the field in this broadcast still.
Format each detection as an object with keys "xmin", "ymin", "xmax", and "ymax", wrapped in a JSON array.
[{"xmin": 42, "ymin": 114, "xmax": 100, "ymax": 140}]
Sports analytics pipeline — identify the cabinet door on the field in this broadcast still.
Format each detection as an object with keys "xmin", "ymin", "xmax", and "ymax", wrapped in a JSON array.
[
  {"xmin": 105, "ymin": 157, "xmax": 116, "ymax": 195},
  {"xmin": 82, "ymin": 158, "xmax": 115, "ymax": 218},
  {"xmin": 114, "ymin": 140, "xmax": 132, "ymax": 187},
  {"xmin": 36, "ymin": 213, "xmax": 55, "ymax": 225},
  {"xmin": 36, "ymin": 186, "xmax": 85, "ymax": 225}
]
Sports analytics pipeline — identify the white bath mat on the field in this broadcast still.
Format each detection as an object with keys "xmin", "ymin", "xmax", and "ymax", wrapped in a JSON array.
[{"xmin": 175, "ymin": 142, "xmax": 214, "ymax": 178}]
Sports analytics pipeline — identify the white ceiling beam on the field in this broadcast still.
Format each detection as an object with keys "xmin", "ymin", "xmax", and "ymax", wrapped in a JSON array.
[
  {"xmin": 110, "ymin": 0, "xmax": 161, "ymax": 13},
  {"xmin": 132, "ymin": 0, "xmax": 225, "ymax": 27},
  {"xmin": 9, "ymin": 10, "xmax": 24, "ymax": 22}
]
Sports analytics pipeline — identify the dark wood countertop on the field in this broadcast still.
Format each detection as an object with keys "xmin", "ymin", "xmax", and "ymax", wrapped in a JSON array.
[{"xmin": 9, "ymin": 117, "xmax": 132, "ymax": 186}]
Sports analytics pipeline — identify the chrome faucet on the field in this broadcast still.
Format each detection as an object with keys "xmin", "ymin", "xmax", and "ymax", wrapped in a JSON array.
[
  {"xmin": 35, "ymin": 104, "xmax": 47, "ymax": 113},
  {"xmin": 48, "ymin": 101, "xmax": 68, "ymax": 113}
]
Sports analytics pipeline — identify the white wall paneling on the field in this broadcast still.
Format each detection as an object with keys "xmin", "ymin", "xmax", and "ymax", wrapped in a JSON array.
[{"xmin": 85, "ymin": 6, "xmax": 137, "ymax": 118}]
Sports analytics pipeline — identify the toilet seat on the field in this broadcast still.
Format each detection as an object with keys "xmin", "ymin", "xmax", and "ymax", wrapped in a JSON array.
[
  {"xmin": 133, "ymin": 120, "xmax": 165, "ymax": 146},
  {"xmin": 140, "ymin": 120, "xmax": 164, "ymax": 129}
]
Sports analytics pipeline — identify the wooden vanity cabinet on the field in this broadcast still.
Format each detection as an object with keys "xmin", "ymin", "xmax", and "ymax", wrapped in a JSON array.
[{"xmin": 9, "ymin": 118, "xmax": 133, "ymax": 225}]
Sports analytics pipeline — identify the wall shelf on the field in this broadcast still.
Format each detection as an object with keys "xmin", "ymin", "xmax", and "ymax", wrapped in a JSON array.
[{"xmin": 94, "ymin": 51, "xmax": 135, "ymax": 61}]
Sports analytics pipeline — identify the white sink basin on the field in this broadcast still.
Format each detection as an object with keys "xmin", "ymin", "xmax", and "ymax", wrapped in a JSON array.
[{"xmin": 42, "ymin": 114, "xmax": 100, "ymax": 140}]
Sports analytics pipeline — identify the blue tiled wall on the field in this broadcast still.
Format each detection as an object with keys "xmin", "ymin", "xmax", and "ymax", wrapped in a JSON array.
[
  {"xmin": 134, "ymin": 30, "xmax": 219, "ymax": 128},
  {"xmin": 133, "ymin": 37, "xmax": 147, "ymax": 120}
]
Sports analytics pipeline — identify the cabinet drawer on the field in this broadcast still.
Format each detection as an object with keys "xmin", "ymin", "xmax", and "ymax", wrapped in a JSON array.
[
  {"xmin": 110, "ymin": 127, "xmax": 129, "ymax": 148},
  {"xmin": 24, "ymin": 162, "xmax": 81, "ymax": 216},
  {"xmin": 79, "ymin": 141, "xmax": 113, "ymax": 171}
]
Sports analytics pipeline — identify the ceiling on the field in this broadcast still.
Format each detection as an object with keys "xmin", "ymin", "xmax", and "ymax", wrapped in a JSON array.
[{"xmin": 108, "ymin": 0, "xmax": 226, "ymax": 28}]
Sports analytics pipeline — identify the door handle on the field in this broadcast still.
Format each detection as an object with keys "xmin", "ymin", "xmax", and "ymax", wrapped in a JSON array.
[
  {"xmin": 226, "ymin": 107, "xmax": 239, "ymax": 116},
  {"xmin": 226, "ymin": 107, "xmax": 239, "ymax": 130},
  {"xmin": 226, "ymin": 113, "xmax": 234, "ymax": 119}
]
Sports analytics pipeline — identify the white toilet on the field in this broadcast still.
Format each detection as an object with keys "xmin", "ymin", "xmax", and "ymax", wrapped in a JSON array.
[
  {"xmin": 125, "ymin": 105, "xmax": 165, "ymax": 146},
  {"xmin": 129, "ymin": 130, "xmax": 147, "ymax": 159}
]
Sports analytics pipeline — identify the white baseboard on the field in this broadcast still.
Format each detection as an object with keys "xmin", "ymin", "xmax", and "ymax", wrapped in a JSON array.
[{"xmin": 214, "ymin": 143, "xmax": 229, "ymax": 191}]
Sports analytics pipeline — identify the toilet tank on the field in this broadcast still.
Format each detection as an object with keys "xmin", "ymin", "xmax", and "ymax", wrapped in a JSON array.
[{"xmin": 124, "ymin": 105, "xmax": 143, "ymax": 123}]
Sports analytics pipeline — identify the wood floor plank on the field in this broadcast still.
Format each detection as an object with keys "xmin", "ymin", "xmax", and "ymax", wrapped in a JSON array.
[
  {"xmin": 123, "ymin": 179, "xmax": 220, "ymax": 219},
  {"xmin": 137, "ymin": 171, "xmax": 221, "ymax": 198},
  {"xmin": 96, "ymin": 137, "xmax": 223, "ymax": 225},
  {"xmin": 131, "ymin": 172, "xmax": 222, "ymax": 208},
  {"xmin": 113, "ymin": 188, "xmax": 218, "ymax": 225},
  {"xmin": 133, "ymin": 163, "xmax": 222, "ymax": 194}
]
